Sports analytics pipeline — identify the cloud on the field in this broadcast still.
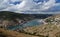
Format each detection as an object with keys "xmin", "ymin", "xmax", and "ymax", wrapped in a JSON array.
[
  {"xmin": 40, "ymin": 0, "xmax": 55, "ymax": 10},
  {"xmin": 0, "ymin": 0, "xmax": 26, "ymax": 11},
  {"xmin": 42, "ymin": 3, "xmax": 60, "ymax": 12},
  {"xmin": 0, "ymin": 0, "xmax": 60, "ymax": 14}
]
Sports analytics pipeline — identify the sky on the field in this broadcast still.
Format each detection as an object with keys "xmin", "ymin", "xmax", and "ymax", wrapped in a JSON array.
[
  {"xmin": 0, "ymin": 0, "xmax": 60, "ymax": 14},
  {"xmin": 56, "ymin": 0, "xmax": 60, "ymax": 3}
]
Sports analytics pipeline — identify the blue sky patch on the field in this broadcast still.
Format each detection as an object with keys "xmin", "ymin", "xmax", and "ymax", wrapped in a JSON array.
[
  {"xmin": 33, "ymin": 0, "xmax": 49, "ymax": 3},
  {"xmin": 56, "ymin": 0, "xmax": 60, "ymax": 3},
  {"xmin": 9, "ymin": 1, "xmax": 21, "ymax": 5}
]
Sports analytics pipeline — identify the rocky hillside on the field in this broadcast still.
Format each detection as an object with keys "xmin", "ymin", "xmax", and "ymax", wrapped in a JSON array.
[
  {"xmin": 0, "ymin": 11, "xmax": 52, "ymax": 28},
  {"xmin": 0, "ymin": 11, "xmax": 35, "ymax": 28},
  {"xmin": 22, "ymin": 15, "xmax": 60, "ymax": 37},
  {"xmin": 1, "ymin": 11, "xmax": 60, "ymax": 37}
]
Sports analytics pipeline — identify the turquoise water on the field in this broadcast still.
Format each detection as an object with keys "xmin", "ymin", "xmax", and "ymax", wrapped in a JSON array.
[{"xmin": 7, "ymin": 19, "xmax": 44, "ymax": 30}]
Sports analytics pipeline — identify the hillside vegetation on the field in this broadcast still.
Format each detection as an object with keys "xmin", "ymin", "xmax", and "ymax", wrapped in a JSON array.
[{"xmin": 0, "ymin": 28, "xmax": 40, "ymax": 37}]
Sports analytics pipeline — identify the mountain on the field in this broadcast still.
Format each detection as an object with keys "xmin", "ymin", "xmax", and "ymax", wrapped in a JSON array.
[
  {"xmin": 0, "ymin": 11, "xmax": 54, "ymax": 37},
  {"xmin": 0, "ymin": 11, "xmax": 52, "ymax": 29},
  {"xmin": 22, "ymin": 14, "xmax": 60, "ymax": 37},
  {"xmin": 1, "ymin": 11, "xmax": 60, "ymax": 37},
  {"xmin": 0, "ymin": 11, "xmax": 35, "ymax": 28}
]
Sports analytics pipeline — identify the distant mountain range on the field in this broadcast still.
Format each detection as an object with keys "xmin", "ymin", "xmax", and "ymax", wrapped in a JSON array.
[{"xmin": 0, "ymin": 11, "xmax": 52, "ymax": 19}]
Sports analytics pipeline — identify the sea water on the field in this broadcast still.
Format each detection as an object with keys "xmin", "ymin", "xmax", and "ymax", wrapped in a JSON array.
[{"xmin": 7, "ymin": 19, "xmax": 44, "ymax": 30}]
